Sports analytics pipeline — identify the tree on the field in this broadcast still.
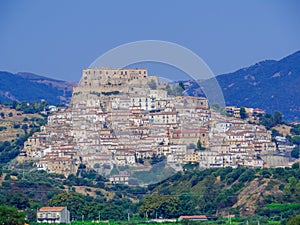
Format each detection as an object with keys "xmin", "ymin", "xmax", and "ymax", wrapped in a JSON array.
[
  {"xmin": 12, "ymin": 101, "xmax": 18, "ymax": 109},
  {"xmin": 291, "ymin": 147, "xmax": 299, "ymax": 159},
  {"xmin": 8, "ymin": 112, "xmax": 13, "ymax": 117},
  {"xmin": 165, "ymin": 84, "xmax": 173, "ymax": 95},
  {"xmin": 291, "ymin": 125, "xmax": 300, "ymax": 135},
  {"xmin": 0, "ymin": 205, "xmax": 27, "ymax": 225},
  {"xmin": 287, "ymin": 215, "xmax": 300, "ymax": 225},
  {"xmin": 260, "ymin": 111, "xmax": 283, "ymax": 129},
  {"xmin": 174, "ymin": 86, "xmax": 184, "ymax": 96},
  {"xmin": 196, "ymin": 139, "xmax": 205, "ymax": 150},
  {"xmin": 260, "ymin": 113, "xmax": 274, "ymax": 129},
  {"xmin": 6, "ymin": 193, "xmax": 30, "ymax": 209},
  {"xmin": 49, "ymin": 192, "xmax": 87, "ymax": 220},
  {"xmin": 178, "ymin": 81, "xmax": 185, "ymax": 90},
  {"xmin": 274, "ymin": 111, "xmax": 283, "ymax": 125},
  {"xmin": 0, "ymin": 126, "xmax": 6, "ymax": 131},
  {"xmin": 271, "ymin": 129, "xmax": 281, "ymax": 141},
  {"xmin": 21, "ymin": 124, "xmax": 28, "ymax": 133},
  {"xmin": 283, "ymin": 177, "xmax": 300, "ymax": 201},
  {"xmin": 240, "ymin": 107, "xmax": 248, "ymax": 120},
  {"xmin": 139, "ymin": 195, "xmax": 180, "ymax": 218},
  {"xmin": 291, "ymin": 136, "xmax": 300, "ymax": 145},
  {"xmin": 147, "ymin": 80, "xmax": 157, "ymax": 90},
  {"xmin": 166, "ymin": 83, "xmax": 185, "ymax": 96}
]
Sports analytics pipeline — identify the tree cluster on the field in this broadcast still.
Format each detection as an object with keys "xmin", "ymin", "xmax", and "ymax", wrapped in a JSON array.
[
  {"xmin": 259, "ymin": 111, "xmax": 283, "ymax": 129},
  {"xmin": 10, "ymin": 100, "xmax": 49, "ymax": 114}
]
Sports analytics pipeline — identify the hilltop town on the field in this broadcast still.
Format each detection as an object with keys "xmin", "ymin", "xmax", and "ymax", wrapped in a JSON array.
[{"xmin": 18, "ymin": 68, "xmax": 295, "ymax": 182}]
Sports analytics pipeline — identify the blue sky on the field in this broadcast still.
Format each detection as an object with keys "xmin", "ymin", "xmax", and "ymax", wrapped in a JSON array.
[{"xmin": 0, "ymin": 0, "xmax": 299, "ymax": 81}]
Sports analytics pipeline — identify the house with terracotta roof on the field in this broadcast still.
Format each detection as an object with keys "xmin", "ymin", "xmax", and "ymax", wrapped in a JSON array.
[{"xmin": 37, "ymin": 206, "xmax": 70, "ymax": 224}]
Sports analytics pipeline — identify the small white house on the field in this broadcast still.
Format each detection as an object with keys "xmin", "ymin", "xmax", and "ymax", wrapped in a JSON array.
[{"xmin": 37, "ymin": 206, "xmax": 70, "ymax": 224}]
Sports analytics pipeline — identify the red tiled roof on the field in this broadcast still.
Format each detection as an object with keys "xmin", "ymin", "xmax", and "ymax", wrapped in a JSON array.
[
  {"xmin": 39, "ymin": 207, "xmax": 65, "ymax": 212},
  {"xmin": 180, "ymin": 215, "xmax": 207, "ymax": 219}
]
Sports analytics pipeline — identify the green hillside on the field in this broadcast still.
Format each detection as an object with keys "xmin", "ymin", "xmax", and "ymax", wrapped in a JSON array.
[
  {"xmin": 146, "ymin": 164, "xmax": 300, "ymax": 218},
  {"xmin": 1, "ymin": 162, "xmax": 299, "ymax": 223}
]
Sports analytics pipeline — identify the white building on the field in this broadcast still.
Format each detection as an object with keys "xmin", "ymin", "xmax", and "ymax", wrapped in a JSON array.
[{"xmin": 37, "ymin": 206, "xmax": 70, "ymax": 224}]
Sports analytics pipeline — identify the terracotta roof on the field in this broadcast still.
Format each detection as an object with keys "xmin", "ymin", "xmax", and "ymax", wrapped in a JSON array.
[
  {"xmin": 39, "ymin": 207, "xmax": 66, "ymax": 212},
  {"xmin": 180, "ymin": 215, "xmax": 207, "ymax": 219}
]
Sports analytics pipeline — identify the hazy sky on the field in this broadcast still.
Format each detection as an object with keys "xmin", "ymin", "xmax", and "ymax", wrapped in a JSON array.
[{"xmin": 0, "ymin": 0, "xmax": 299, "ymax": 81}]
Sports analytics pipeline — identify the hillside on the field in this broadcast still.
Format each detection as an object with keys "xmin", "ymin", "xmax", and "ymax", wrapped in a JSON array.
[
  {"xmin": 0, "ymin": 105, "xmax": 44, "ymax": 142},
  {"xmin": 187, "ymin": 51, "xmax": 300, "ymax": 122},
  {"xmin": 1, "ymin": 163, "xmax": 299, "ymax": 223},
  {"xmin": 0, "ymin": 71, "xmax": 76, "ymax": 105},
  {"xmin": 148, "ymin": 164, "xmax": 300, "ymax": 218},
  {"xmin": 217, "ymin": 50, "xmax": 300, "ymax": 122}
]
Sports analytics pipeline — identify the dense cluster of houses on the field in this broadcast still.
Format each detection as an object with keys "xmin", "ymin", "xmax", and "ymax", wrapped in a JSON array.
[{"xmin": 18, "ymin": 68, "xmax": 283, "ymax": 178}]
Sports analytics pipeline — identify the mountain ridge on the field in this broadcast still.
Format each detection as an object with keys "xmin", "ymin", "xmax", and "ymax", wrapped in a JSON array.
[
  {"xmin": 195, "ymin": 50, "xmax": 300, "ymax": 122},
  {"xmin": 0, "ymin": 71, "xmax": 76, "ymax": 105}
]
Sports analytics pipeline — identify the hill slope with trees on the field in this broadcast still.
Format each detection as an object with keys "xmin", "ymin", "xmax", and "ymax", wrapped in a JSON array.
[{"xmin": 1, "ymin": 162, "xmax": 299, "ymax": 223}]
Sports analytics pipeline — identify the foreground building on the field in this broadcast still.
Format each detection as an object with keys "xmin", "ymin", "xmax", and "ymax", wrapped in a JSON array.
[{"xmin": 37, "ymin": 206, "xmax": 70, "ymax": 224}]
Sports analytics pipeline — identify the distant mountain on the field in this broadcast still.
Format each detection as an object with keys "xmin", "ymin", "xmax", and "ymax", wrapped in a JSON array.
[
  {"xmin": 187, "ymin": 51, "xmax": 300, "ymax": 122},
  {"xmin": 0, "ymin": 71, "xmax": 77, "ymax": 105}
]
